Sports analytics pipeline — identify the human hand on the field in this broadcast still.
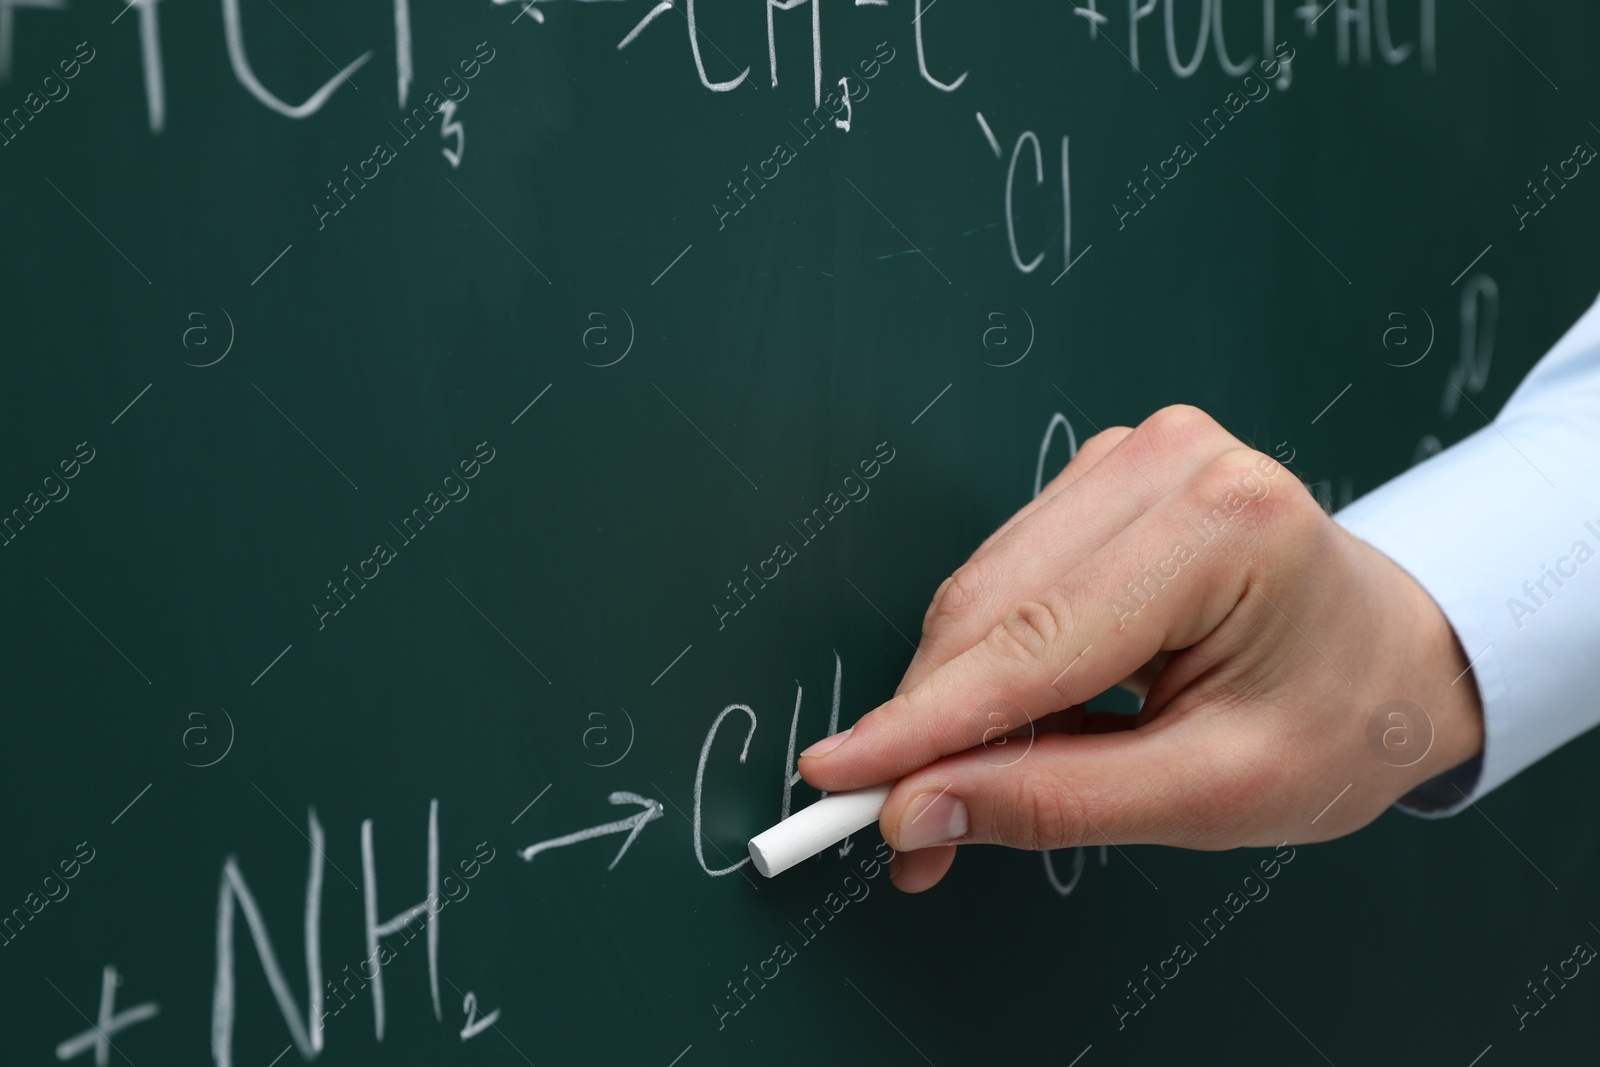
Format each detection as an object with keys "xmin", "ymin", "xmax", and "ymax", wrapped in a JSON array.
[{"xmin": 799, "ymin": 406, "xmax": 1485, "ymax": 892}]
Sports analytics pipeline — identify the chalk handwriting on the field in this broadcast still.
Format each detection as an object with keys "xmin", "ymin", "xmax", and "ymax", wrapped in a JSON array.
[
  {"xmin": 3, "ymin": 1, "xmax": 1440, "ymax": 138},
  {"xmin": 617, "ymin": 1, "xmax": 674, "ymax": 50},
  {"xmin": 51, "ymin": 650, "xmax": 884, "ymax": 1060},
  {"xmin": 212, "ymin": 802, "xmax": 500, "ymax": 1064},
  {"xmin": 913, "ymin": 0, "xmax": 966, "ymax": 91},
  {"xmin": 1042, "ymin": 846, "xmax": 1108, "ymax": 898},
  {"xmin": 519, "ymin": 791, "xmax": 664, "ymax": 870},
  {"xmin": 983, "ymin": 113, "xmax": 1077, "ymax": 276},
  {"xmin": 313, "ymin": 46, "xmax": 496, "ymax": 230},
  {"xmin": 783, "ymin": 651, "xmax": 844, "ymax": 819},
  {"xmin": 1034, "ymin": 413, "xmax": 1078, "ymax": 497},
  {"xmin": 1443, "ymin": 275, "xmax": 1496, "ymax": 417},
  {"xmin": 1032, "ymin": 417, "xmax": 1111, "ymax": 901},
  {"xmin": 123, "ymin": 0, "xmax": 165, "ymax": 131},
  {"xmin": 54, "ymin": 965, "xmax": 160, "ymax": 1065},
  {"xmin": 687, "ymin": 0, "xmax": 749, "ymax": 91},
  {"xmin": 1006, "ymin": 132, "xmax": 1046, "ymax": 273},
  {"xmin": 767, "ymin": 0, "xmax": 822, "ymax": 107},
  {"xmin": 318, "ymin": 835, "xmax": 495, "ymax": 1039},
  {"xmin": 0, "ymin": 0, "xmax": 61, "ymax": 80},
  {"xmin": 459, "ymin": 990, "xmax": 501, "ymax": 1041},
  {"xmin": 439, "ymin": 99, "xmax": 464, "ymax": 167},
  {"xmin": 394, "ymin": 0, "xmax": 413, "ymax": 106},
  {"xmin": 711, "ymin": 43, "xmax": 894, "ymax": 232},
  {"xmin": 211, "ymin": 810, "xmax": 326, "ymax": 1067},
  {"xmin": 220, "ymin": 0, "xmax": 371, "ymax": 119},
  {"xmin": 360, "ymin": 800, "xmax": 443, "ymax": 1040},
  {"xmin": 693, "ymin": 705, "xmax": 757, "ymax": 876}
]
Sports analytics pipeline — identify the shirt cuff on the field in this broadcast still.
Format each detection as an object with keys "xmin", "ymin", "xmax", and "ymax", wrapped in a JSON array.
[{"xmin": 1335, "ymin": 415, "xmax": 1600, "ymax": 817}]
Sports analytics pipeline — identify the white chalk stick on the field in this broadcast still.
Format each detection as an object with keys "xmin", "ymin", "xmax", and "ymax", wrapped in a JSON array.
[{"xmin": 747, "ymin": 784, "xmax": 893, "ymax": 878}]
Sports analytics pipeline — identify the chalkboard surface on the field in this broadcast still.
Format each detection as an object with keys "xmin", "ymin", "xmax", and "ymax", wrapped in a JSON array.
[{"xmin": 3, "ymin": 2, "xmax": 1599, "ymax": 1064}]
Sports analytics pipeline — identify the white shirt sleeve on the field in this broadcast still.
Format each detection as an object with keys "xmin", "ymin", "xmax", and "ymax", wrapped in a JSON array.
[{"xmin": 1334, "ymin": 291, "xmax": 1600, "ymax": 817}]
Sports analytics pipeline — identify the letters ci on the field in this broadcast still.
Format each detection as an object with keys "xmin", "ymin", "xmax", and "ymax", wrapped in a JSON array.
[{"xmin": 1005, "ymin": 133, "xmax": 1072, "ymax": 275}]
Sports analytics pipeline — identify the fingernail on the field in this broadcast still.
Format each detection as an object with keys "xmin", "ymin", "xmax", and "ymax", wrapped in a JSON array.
[
  {"xmin": 800, "ymin": 728, "xmax": 852, "ymax": 760},
  {"xmin": 898, "ymin": 789, "xmax": 968, "ymax": 851}
]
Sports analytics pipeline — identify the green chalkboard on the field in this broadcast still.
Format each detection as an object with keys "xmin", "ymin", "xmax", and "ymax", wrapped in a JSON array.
[{"xmin": 2, "ymin": 2, "xmax": 1598, "ymax": 1065}]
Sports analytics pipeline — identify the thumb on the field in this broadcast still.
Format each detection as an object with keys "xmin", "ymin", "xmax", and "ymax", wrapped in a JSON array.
[{"xmin": 878, "ymin": 728, "xmax": 1222, "ymax": 854}]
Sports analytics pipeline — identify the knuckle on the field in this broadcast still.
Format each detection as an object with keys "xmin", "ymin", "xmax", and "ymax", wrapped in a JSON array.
[
  {"xmin": 985, "ymin": 771, "xmax": 1088, "ymax": 857},
  {"xmin": 1243, "ymin": 484, "xmax": 1305, "ymax": 543},
  {"xmin": 1188, "ymin": 452, "xmax": 1250, "ymax": 503},
  {"xmin": 1183, "ymin": 448, "xmax": 1305, "ymax": 545},
  {"xmin": 989, "ymin": 596, "xmax": 1071, "ymax": 666},
  {"xmin": 1230, "ymin": 452, "xmax": 1322, "ymax": 545},
  {"xmin": 1035, "ymin": 425, "xmax": 1135, "ymax": 502},
  {"xmin": 1141, "ymin": 403, "xmax": 1220, "ymax": 446},
  {"xmin": 1264, "ymin": 472, "xmax": 1323, "ymax": 537},
  {"xmin": 924, "ymin": 565, "xmax": 987, "ymax": 635},
  {"xmin": 1024, "ymin": 777, "xmax": 1088, "ymax": 851},
  {"xmin": 1076, "ymin": 425, "xmax": 1133, "ymax": 465}
]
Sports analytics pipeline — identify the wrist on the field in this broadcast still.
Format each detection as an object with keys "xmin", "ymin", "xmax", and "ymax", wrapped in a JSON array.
[{"xmin": 1347, "ymin": 528, "xmax": 1487, "ymax": 794}]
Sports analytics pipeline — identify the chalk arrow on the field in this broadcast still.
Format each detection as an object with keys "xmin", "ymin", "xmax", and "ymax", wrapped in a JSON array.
[
  {"xmin": 519, "ymin": 791, "xmax": 663, "ymax": 870},
  {"xmin": 837, "ymin": 835, "xmax": 854, "ymax": 858}
]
